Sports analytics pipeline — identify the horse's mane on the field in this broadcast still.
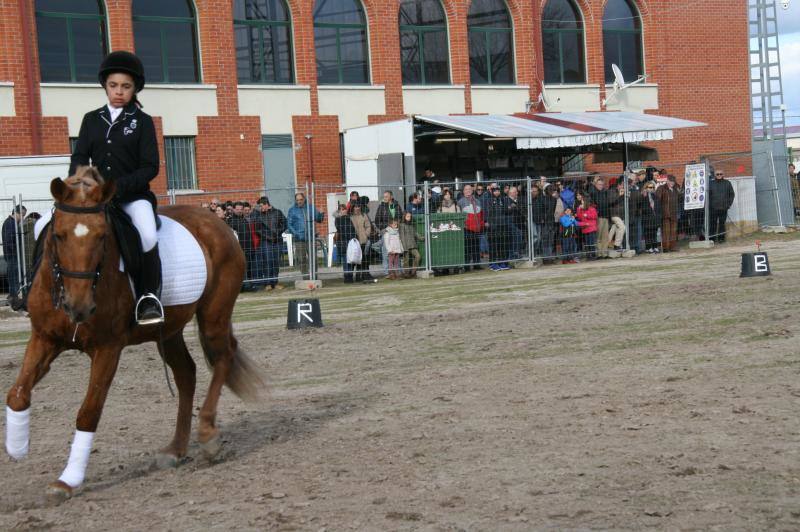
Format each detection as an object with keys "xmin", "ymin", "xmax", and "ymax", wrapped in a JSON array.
[{"xmin": 67, "ymin": 165, "xmax": 105, "ymax": 186}]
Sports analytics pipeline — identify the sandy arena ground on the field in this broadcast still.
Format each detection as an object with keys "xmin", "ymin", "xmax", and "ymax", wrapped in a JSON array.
[{"xmin": 1, "ymin": 235, "xmax": 800, "ymax": 531}]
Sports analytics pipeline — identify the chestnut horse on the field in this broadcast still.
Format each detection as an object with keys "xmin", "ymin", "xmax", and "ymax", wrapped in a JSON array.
[{"xmin": 4, "ymin": 167, "xmax": 264, "ymax": 499}]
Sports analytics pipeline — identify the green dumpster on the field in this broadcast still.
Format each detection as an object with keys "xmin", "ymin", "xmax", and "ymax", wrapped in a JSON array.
[{"xmin": 414, "ymin": 212, "xmax": 466, "ymax": 268}]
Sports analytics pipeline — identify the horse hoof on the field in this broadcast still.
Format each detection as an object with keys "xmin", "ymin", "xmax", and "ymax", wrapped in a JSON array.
[
  {"xmin": 154, "ymin": 452, "xmax": 180, "ymax": 469},
  {"xmin": 45, "ymin": 481, "xmax": 73, "ymax": 504},
  {"xmin": 200, "ymin": 434, "xmax": 222, "ymax": 461}
]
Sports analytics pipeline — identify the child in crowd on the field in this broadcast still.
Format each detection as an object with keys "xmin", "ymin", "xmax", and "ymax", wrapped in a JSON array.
[
  {"xmin": 399, "ymin": 211, "xmax": 422, "ymax": 278},
  {"xmin": 559, "ymin": 207, "xmax": 580, "ymax": 264},
  {"xmin": 383, "ymin": 218, "xmax": 404, "ymax": 279},
  {"xmin": 576, "ymin": 198, "xmax": 598, "ymax": 260}
]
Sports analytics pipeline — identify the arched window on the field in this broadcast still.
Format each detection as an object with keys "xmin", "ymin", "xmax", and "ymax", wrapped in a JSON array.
[
  {"xmin": 399, "ymin": 0, "xmax": 449, "ymax": 85},
  {"xmin": 313, "ymin": 0, "xmax": 369, "ymax": 85},
  {"xmin": 603, "ymin": 0, "xmax": 643, "ymax": 83},
  {"xmin": 234, "ymin": 0, "xmax": 294, "ymax": 84},
  {"xmin": 35, "ymin": 0, "xmax": 108, "ymax": 82},
  {"xmin": 467, "ymin": 0, "xmax": 514, "ymax": 85},
  {"xmin": 133, "ymin": 0, "xmax": 200, "ymax": 83},
  {"xmin": 541, "ymin": 0, "xmax": 585, "ymax": 84}
]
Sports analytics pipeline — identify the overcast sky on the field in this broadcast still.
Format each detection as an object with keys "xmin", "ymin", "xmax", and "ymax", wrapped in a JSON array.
[{"xmin": 776, "ymin": 3, "xmax": 799, "ymax": 126}]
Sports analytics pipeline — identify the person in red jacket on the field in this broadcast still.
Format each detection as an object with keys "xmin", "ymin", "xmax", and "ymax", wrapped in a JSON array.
[{"xmin": 576, "ymin": 196, "xmax": 598, "ymax": 260}]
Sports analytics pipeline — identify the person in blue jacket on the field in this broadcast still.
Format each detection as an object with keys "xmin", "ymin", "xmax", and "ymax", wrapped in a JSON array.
[
  {"xmin": 559, "ymin": 207, "xmax": 580, "ymax": 264},
  {"xmin": 287, "ymin": 192, "xmax": 324, "ymax": 275}
]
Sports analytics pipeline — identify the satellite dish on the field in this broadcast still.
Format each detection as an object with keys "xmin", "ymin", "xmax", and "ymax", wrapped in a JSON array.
[
  {"xmin": 537, "ymin": 81, "xmax": 553, "ymax": 112},
  {"xmin": 602, "ymin": 63, "xmax": 648, "ymax": 108},
  {"xmin": 612, "ymin": 64, "xmax": 625, "ymax": 89}
]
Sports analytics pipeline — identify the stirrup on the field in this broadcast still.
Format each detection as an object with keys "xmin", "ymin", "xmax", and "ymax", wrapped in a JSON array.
[{"xmin": 135, "ymin": 293, "xmax": 164, "ymax": 325}]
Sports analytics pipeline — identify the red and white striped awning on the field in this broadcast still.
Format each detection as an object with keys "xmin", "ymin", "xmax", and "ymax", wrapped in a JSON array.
[{"xmin": 415, "ymin": 112, "xmax": 706, "ymax": 150}]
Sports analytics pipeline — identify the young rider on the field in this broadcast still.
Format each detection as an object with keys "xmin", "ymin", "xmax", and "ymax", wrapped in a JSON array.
[{"xmin": 34, "ymin": 51, "xmax": 163, "ymax": 324}]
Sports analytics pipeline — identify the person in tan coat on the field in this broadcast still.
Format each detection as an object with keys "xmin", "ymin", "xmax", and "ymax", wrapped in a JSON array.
[
  {"xmin": 656, "ymin": 175, "xmax": 680, "ymax": 251},
  {"xmin": 348, "ymin": 203, "xmax": 375, "ymax": 282}
]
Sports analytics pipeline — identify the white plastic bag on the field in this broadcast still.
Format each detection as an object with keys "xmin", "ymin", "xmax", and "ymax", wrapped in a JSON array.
[{"xmin": 346, "ymin": 238, "xmax": 362, "ymax": 265}]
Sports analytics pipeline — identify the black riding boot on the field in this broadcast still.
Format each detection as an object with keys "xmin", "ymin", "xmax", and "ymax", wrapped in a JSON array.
[{"xmin": 135, "ymin": 245, "xmax": 164, "ymax": 325}]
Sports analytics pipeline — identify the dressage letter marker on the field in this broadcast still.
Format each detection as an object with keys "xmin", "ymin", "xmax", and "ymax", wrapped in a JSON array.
[
  {"xmin": 287, "ymin": 299, "xmax": 323, "ymax": 329},
  {"xmin": 740, "ymin": 252, "xmax": 771, "ymax": 277}
]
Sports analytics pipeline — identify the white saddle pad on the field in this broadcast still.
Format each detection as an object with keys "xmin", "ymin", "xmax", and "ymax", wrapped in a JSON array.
[{"xmin": 120, "ymin": 215, "xmax": 207, "ymax": 306}]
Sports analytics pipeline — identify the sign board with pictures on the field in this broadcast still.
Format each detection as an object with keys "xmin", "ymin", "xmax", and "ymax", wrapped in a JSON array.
[{"xmin": 684, "ymin": 163, "xmax": 707, "ymax": 210}]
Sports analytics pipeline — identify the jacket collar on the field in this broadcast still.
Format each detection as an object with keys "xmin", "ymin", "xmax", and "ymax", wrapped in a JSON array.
[{"xmin": 98, "ymin": 102, "xmax": 138, "ymax": 122}]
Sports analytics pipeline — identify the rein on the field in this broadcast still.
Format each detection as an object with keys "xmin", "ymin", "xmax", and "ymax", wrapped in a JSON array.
[{"xmin": 49, "ymin": 202, "xmax": 108, "ymax": 310}]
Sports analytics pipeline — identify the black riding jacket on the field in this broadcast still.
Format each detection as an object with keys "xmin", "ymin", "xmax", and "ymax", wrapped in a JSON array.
[{"xmin": 69, "ymin": 102, "xmax": 159, "ymax": 206}]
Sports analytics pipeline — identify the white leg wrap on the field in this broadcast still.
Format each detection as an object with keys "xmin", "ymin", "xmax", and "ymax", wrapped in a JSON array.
[
  {"xmin": 5, "ymin": 406, "xmax": 30, "ymax": 460},
  {"xmin": 58, "ymin": 430, "xmax": 94, "ymax": 488}
]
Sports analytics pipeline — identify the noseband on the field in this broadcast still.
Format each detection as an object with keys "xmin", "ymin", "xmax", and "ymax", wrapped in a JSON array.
[{"xmin": 49, "ymin": 202, "xmax": 108, "ymax": 310}]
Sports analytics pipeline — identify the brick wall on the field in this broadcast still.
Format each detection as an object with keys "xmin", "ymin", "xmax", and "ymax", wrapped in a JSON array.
[{"xmin": 0, "ymin": 0, "xmax": 752, "ymax": 191}]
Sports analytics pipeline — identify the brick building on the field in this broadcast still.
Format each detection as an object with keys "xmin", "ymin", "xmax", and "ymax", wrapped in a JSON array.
[{"xmin": 0, "ymin": 0, "xmax": 751, "ymax": 208}]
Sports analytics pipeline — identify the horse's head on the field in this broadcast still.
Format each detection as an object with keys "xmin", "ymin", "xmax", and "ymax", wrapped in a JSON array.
[{"xmin": 49, "ymin": 166, "xmax": 115, "ymax": 323}]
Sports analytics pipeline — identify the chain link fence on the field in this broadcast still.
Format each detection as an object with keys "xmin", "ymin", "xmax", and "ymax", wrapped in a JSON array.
[{"xmin": 1, "ymin": 150, "xmax": 790, "ymax": 301}]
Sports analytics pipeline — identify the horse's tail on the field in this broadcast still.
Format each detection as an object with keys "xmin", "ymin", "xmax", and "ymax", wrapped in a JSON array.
[{"xmin": 198, "ymin": 325, "xmax": 267, "ymax": 403}]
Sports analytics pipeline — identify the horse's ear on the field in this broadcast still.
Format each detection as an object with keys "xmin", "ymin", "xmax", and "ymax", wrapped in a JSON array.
[
  {"xmin": 51, "ymin": 178, "xmax": 67, "ymax": 201},
  {"xmin": 100, "ymin": 178, "xmax": 116, "ymax": 204}
]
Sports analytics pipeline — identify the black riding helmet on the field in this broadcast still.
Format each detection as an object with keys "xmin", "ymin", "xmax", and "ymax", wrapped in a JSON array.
[{"xmin": 98, "ymin": 51, "xmax": 145, "ymax": 92}]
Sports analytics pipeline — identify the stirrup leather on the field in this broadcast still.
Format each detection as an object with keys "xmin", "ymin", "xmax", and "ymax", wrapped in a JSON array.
[{"xmin": 135, "ymin": 293, "xmax": 164, "ymax": 325}]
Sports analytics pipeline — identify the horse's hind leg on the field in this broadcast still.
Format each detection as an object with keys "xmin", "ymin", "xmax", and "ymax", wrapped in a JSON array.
[
  {"xmin": 155, "ymin": 332, "xmax": 196, "ymax": 466},
  {"xmin": 195, "ymin": 317, "xmax": 235, "ymax": 459}
]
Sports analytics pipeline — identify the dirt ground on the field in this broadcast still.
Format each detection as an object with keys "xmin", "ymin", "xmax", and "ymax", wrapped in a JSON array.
[{"xmin": 1, "ymin": 235, "xmax": 800, "ymax": 531}]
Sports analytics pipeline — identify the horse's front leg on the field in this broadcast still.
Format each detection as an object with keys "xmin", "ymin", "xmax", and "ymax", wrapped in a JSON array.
[
  {"xmin": 6, "ymin": 333, "xmax": 61, "ymax": 460},
  {"xmin": 48, "ymin": 346, "xmax": 121, "ymax": 500}
]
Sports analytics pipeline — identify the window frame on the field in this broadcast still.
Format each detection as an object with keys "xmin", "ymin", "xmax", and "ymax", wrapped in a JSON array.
[
  {"xmin": 467, "ymin": 1, "xmax": 515, "ymax": 86},
  {"xmin": 399, "ymin": 10, "xmax": 449, "ymax": 85},
  {"xmin": 132, "ymin": 1, "xmax": 201, "ymax": 84},
  {"xmin": 313, "ymin": 0, "xmax": 370, "ymax": 85},
  {"xmin": 541, "ymin": 0, "xmax": 586, "ymax": 85},
  {"xmin": 602, "ymin": 0, "xmax": 643, "ymax": 83},
  {"xmin": 233, "ymin": 0, "xmax": 295, "ymax": 84},
  {"xmin": 35, "ymin": 2, "xmax": 109, "ymax": 83},
  {"xmin": 164, "ymin": 136, "xmax": 198, "ymax": 190}
]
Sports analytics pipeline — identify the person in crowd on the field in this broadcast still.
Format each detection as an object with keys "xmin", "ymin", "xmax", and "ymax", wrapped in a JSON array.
[
  {"xmin": 209, "ymin": 198, "xmax": 220, "ymax": 213},
  {"xmin": 374, "ymin": 190, "xmax": 403, "ymax": 275},
  {"xmin": 549, "ymin": 184, "xmax": 566, "ymax": 259},
  {"xmin": 287, "ymin": 192, "xmax": 324, "ymax": 275},
  {"xmin": 253, "ymin": 196, "xmax": 286, "ymax": 291},
  {"xmin": 457, "ymin": 184, "xmax": 484, "ymax": 270},
  {"xmin": 626, "ymin": 174, "xmax": 644, "ymax": 253},
  {"xmin": 560, "ymin": 181, "xmax": 575, "ymax": 212},
  {"xmin": 243, "ymin": 202, "xmax": 252, "ymax": 219},
  {"xmin": 227, "ymin": 201, "xmax": 257, "ymax": 290},
  {"xmin": 437, "ymin": 189, "xmax": 461, "ymax": 213},
  {"xmin": 656, "ymin": 175, "xmax": 680, "ymax": 252},
  {"xmin": 506, "ymin": 186, "xmax": 525, "ymax": 260},
  {"xmin": 708, "ymin": 169, "xmax": 735, "ymax": 243},
  {"xmin": 486, "ymin": 184, "xmax": 510, "ymax": 271},
  {"xmin": 22, "ymin": 212, "xmax": 41, "ymax": 278},
  {"xmin": 641, "ymin": 181, "xmax": 661, "ymax": 253},
  {"xmin": 383, "ymin": 218, "xmax": 404, "ymax": 280},
  {"xmin": 559, "ymin": 207, "xmax": 580, "ymax": 264},
  {"xmin": 607, "ymin": 182, "xmax": 627, "ymax": 253},
  {"xmin": 334, "ymin": 203, "xmax": 358, "ymax": 284},
  {"xmin": 399, "ymin": 211, "xmax": 422, "ymax": 278},
  {"xmin": 589, "ymin": 177, "xmax": 613, "ymax": 257},
  {"xmin": 789, "ymin": 163, "xmax": 800, "ymax": 218},
  {"xmin": 214, "ymin": 205, "xmax": 227, "ymax": 221},
  {"xmin": 345, "ymin": 191, "xmax": 361, "ymax": 212},
  {"xmin": 429, "ymin": 183, "xmax": 443, "ymax": 212},
  {"xmin": 349, "ymin": 203, "xmax": 376, "ymax": 283},
  {"xmin": 2, "ymin": 205, "xmax": 25, "ymax": 306},
  {"xmin": 474, "ymin": 183, "xmax": 486, "ymax": 202},
  {"xmin": 407, "ymin": 192, "xmax": 425, "ymax": 215},
  {"xmin": 529, "ymin": 185, "xmax": 547, "ymax": 259},
  {"xmin": 576, "ymin": 196, "xmax": 598, "ymax": 259},
  {"xmin": 675, "ymin": 174, "xmax": 688, "ymax": 239}
]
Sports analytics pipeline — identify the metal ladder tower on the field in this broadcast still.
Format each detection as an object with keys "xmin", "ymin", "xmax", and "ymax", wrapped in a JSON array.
[{"xmin": 749, "ymin": 0, "xmax": 787, "ymax": 140}]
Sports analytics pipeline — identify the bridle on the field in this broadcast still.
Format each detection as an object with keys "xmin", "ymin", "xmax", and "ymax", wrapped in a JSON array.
[{"xmin": 49, "ymin": 201, "xmax": 108, "ymax": 310}]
